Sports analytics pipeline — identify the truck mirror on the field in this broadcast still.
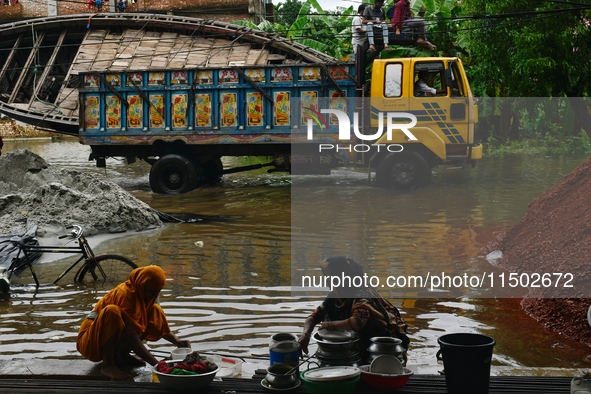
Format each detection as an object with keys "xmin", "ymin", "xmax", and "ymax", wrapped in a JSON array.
[{"xmin": 444, "ymin": 68, "xmax": 454, "ymax": 87}]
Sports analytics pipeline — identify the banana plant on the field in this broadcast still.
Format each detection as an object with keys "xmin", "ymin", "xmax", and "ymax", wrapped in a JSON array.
[{"xmin": 235, "ymin": 0, "xmax": 355, "ymax": 60}]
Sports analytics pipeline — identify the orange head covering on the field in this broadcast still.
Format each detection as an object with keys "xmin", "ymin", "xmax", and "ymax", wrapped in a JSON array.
[
  {"xmin": 128, "ymin": 265, "xmax": 167, "ymax": 299},
  {"xmin": 93, "ymin": 265, "xmax": 167, "ymax": 333}
]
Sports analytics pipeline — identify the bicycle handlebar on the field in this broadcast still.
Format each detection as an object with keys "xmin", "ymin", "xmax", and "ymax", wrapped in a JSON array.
[{"xmin": 61, "ymin": 225, "xmax": 84, "ymax": 239}]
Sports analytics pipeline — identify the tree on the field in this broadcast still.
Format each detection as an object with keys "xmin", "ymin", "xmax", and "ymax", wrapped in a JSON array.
[
  {"xmin": 459, "ymin": 0, "xmax": 591, "ymax": 141},
  {"xmin": 275, "ymin": 0, "xmax": 305, "ymax": 27}
]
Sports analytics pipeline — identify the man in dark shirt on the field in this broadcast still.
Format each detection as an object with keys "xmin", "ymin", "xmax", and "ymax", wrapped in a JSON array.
[{"xmin": 363, "ymin": 0, "xmax": 389, "ymax": 52}]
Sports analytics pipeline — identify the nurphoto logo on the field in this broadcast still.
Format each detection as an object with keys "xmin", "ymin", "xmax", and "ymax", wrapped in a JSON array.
[{"xmin": 304, "ymin": 108, "xmax": 418, "ymax": 153}]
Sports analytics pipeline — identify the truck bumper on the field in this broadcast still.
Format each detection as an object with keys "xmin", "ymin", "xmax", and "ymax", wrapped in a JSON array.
[{"xmin": 470, "ymin": 143, "xmax": 483, "ymax": 160}]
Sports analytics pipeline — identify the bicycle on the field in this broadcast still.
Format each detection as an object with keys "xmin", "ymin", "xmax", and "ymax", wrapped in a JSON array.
[{"xmin": 1, "ymin": 224, "xmax": 137, "ymax": 292}]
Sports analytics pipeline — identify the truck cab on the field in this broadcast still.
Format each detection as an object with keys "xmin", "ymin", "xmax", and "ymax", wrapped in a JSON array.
[{"xmin": 363, "ymin": 57, "xmax": 482, "ymax": 189}]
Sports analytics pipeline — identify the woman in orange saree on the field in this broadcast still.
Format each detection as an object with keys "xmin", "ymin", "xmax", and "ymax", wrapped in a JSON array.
[{"xmin": 77, "ymin": 265, "xmax": 190, "ymax": 380}]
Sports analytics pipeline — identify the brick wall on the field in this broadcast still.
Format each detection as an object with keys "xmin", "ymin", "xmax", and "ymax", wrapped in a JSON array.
[
  {"xmin": 21, "ymin": 0, "xmax": 47, "ymax": 18},
  {"xmin": 0, "ymin": 119, "xmax": 60, "ymax": 138},
  {"xmin": 0, "ymin": 3, "xmax": 24, "ymax": 21},
  {"xmin": 0, "ymin": 0, "xmax": 264, "ymax": 23}
]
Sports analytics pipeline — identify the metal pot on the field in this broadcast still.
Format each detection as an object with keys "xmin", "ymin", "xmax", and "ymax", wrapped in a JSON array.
[
  {"xmin": 316, "ymin": 348, "xmax": 361, "ymax": 367},
  {"xmin": 367, "ymin": 337, "xmax": 405, "ymax": 364},
  {"xmin": 265, "ymin": 364, "xmax": 299, "ymax": 389},
  {"xmin": 313, "ymin": 332, "xmax": 359, "ymax": 354}
]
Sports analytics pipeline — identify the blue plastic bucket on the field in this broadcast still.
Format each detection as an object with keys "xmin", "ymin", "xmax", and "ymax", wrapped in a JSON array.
[{"xmin": 269, "ymin": 333, "xmax": 300, "ymax": 367}]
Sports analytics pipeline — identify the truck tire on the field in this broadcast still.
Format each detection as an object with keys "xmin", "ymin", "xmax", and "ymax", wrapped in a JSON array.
[
  {"xmin": 376, "ymin": 151, "xmax": 431, "ymax": 190},
  {"xmin": 149, "ymin": 154, "xmax": 200, "ymax": 194},
  {"xmin": 203, "ymin": 157, "xmax": 223, "ymax": 185}
]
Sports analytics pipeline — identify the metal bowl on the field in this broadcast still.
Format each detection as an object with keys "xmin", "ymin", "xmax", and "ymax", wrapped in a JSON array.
[
  {"xmin": 317, "ymin": 329, "xmax": 358, "ymax": 342},
  {"xmin": 152, "ymin": 359, "xmax": 220, "ymax": 391}
]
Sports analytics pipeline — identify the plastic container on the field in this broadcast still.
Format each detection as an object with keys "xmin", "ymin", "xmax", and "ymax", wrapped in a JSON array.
[
  {"xmin": 437, "ymin": 333, "xmax": 496, "ymax": 394},
  {"xmin": 299, "ymin": 368, "xmax": 360, "ymax": 394},
  {"xmin": 170, "ymin": 347, "xmax": 192, "ymax": 360},
  {"xmin": 359, "ymin": 364, "xmax": 413, "ymax": 389},
  {"xmin": 206, "ymin": 354, "xmax": 243, "ymax": 378}
]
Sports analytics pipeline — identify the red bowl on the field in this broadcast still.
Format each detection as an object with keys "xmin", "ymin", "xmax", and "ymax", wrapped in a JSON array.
[{"xmin": 359, "ymin": 365, "xmax": 413, "ymax": 389}]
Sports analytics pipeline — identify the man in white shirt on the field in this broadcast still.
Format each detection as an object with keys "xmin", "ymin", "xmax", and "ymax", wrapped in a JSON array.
[
  {"xmin": 414, "ymin": 70, "xmax": 446, "ymax": 96},
  {"xmin": 351, "ymin": 4, "xmax": 367, "ymax": 56}
]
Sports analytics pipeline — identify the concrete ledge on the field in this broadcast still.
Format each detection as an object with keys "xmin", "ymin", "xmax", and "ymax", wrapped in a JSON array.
[
  {"xmin": 0, "ymin": 358, "xmax": 582, "ymax": 380},
  {"xmin": 0, "ymin": 358, "xmax": 154, "ymax": 382}
]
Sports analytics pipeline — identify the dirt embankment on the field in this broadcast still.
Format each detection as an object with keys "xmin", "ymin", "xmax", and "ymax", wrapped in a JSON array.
[
  {"xmin": 485, "ymin": 156, "xmax": 591, "ymax": 346},
  {"xmin": 0, "ymin": 148, "xmax": 161, "ymax": 237}
]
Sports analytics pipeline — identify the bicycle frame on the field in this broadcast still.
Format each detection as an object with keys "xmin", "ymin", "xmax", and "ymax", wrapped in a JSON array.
[{"xmin": 10, "ymin": 235, "xmax": 107, "ymax": 287}]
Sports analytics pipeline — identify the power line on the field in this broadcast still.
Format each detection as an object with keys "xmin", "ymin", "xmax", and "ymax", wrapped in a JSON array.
[{"xmin": 0, "ymin": 3, "xmax": 588, "ymax": 70}]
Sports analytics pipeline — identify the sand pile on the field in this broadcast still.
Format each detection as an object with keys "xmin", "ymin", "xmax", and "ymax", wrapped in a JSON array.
[
  {"xmin": 0, "ymin": 148, "xmax": 161, "ymax": 236},
  {"xmin": 486, "ymin": 156, "xmax": 591, "ymax": 345}
]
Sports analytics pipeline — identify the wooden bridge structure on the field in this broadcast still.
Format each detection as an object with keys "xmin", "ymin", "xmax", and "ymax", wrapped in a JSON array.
[{"xmin": 0, "ymin": 13, "xmax": 339, "ymax": 134}]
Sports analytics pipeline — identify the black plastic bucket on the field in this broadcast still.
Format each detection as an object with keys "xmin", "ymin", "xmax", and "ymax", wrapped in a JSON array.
[{"xmin": 437, "ymin": 333, "xmax": 496, "ymax": 394}]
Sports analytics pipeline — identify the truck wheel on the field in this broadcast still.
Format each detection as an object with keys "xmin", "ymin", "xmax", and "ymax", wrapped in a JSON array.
[
  {"xmin": 149, "ymin": 154, "xmax": 200, "ymax": 194},
  {"xmin": 376, "ymin": 151, "xmax": 431, "ymax": 190},
  {"xmin": 203, "ymin": 157, "xmax": 223, "ymax": 185}
]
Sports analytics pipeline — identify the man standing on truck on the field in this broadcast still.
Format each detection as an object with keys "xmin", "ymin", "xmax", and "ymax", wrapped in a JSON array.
[
  {"xmin": 363, "ymin": 0, "xmax": 389, "ymax": 52},
  {"xmin": 352, "ymin": 4, "xmax": 368, "ymax": 56}
]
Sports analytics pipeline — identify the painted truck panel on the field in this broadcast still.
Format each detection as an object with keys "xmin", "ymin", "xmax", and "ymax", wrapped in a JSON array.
[{"xmin": 79, "ymin": 64, "xmax": 356, "ymax": 145}]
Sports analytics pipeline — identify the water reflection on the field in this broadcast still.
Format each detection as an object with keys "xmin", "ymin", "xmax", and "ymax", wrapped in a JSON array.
[{"xmin": 0, "ymin": 139, "xmax": 589, "ymax": 372}]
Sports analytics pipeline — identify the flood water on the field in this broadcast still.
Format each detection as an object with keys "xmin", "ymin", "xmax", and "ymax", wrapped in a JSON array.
[{"xmin": 1, "ymin": 138, "xmax": 590, "ymax": 373}]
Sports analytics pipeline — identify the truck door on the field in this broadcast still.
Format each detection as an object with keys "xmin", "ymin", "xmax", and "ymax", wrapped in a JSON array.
[
  {"xmin": 369, "ymin": 59, "xmax": 411, "ymax": 126},
  {"xmin": 410, "ymin": 60, "xmax": 470, "ymax": 161}
]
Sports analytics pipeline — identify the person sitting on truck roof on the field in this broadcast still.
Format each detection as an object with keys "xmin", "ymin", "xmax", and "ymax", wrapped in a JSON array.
[
  {"xmin": 392, "ymin": 0, "xmax": 436, "ymax": 51},
  {"xmin": 386, "ymin": 4, "xmax": 395, "ymax": 21},
  {"xmin": 76, "ymin": 266, "xmax": 191, "ymax": 380},
  {"xmin": 352, "ymin": 4, "xmax": 368, "ymax": 56},
  {"xmin": 363, "ymin": 0, "xmax": 389, "ymax": 52},
  {"xmin": 116, "ymin": 0, "xmax": 126, "ymax": 12},
  {"xmin": 297, "ymin": 256, "xmax": 410, "ymax": 365},
  {"xmin": 414, "ymin": 70, "xmax": 446, "ymax": 97}
]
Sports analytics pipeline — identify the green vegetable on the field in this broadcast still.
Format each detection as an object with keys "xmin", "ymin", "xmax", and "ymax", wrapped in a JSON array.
[{"xmin": 170, "ymin": 368, "xmax": 198, "ymax": 375}]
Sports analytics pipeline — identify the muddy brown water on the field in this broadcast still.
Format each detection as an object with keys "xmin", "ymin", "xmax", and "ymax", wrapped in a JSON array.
[{"xmin": 1, "ymin": 138, "xmax": 590, "ymax": 372}]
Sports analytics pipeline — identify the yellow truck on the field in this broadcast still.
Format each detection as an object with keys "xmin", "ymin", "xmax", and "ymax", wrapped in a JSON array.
[{"xmin": 78, "ymin": 55, "xmax": 481, "ymax": 194}]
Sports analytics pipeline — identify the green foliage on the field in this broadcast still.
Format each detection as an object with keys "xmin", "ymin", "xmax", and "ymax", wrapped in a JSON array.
[
  {"xmin": 460, "ymin": 0, "xmax": 591, "ymax": 147},
  {"xmin": 485, "ymin": 129, "xmax": 591, "ymax": 156},
  {"xmin": 241, "ymin": 0, "xmax": 354, "ymax": 59},
  {"xmin": 460, "ymin": 0, "xmax": 591, "ymax": 98}
]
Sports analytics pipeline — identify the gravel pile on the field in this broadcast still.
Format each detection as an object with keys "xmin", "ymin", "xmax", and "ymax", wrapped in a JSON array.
[
  {"xmin": 0, "ymin": 148, "xmax": 161, "ymax": 237},
  {"xmin": 486, "ymin": 156, "xmax": 591, "ymax": 346}
]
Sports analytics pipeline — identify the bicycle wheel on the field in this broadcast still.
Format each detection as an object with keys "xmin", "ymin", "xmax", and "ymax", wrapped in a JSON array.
[{"xmin": 75, "ymin": 254, "xmax": 138, "ymax": 285}]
